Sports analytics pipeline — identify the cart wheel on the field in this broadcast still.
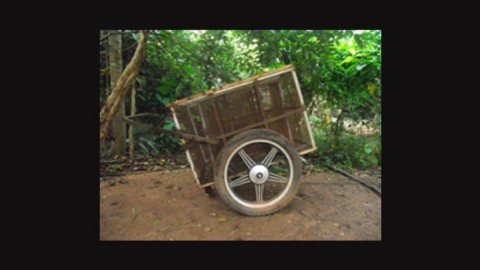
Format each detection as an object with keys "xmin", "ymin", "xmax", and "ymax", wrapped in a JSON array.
[{"xmin": 214, "ymin": 129, "xmax": 302, "ymax": 216}]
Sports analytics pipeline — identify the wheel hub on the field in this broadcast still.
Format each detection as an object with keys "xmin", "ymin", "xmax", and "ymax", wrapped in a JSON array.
[{"xmin": 249, "ymin": 165, "xmax": 269, "ymax": 184}]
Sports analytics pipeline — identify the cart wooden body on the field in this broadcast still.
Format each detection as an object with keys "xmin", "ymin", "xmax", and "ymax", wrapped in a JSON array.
[{"xmin": 168, "ymin": 64, "xmax": 317, "ymax": 188}]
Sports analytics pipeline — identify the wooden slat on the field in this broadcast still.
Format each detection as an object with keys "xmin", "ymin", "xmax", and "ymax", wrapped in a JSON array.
[
  {"xmin": 210, "ymin": 98, "xmax": 227, "ymax": 144},
  {"xmin": 212, "ymin": 106, "xmax": 305, "ymax": 140},
  {"xmin": 167, "ymin": 64, "xmax": 294, "ymax": 108},
  {"xmin": 253, "ymin": 80, "xmax": 269, "ymax": 129}
]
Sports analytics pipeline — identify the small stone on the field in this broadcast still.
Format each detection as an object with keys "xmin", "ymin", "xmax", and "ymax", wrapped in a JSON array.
[
  {"xmin": 209, "ymin": 212, "xmax": 217, "ymax": 217},
  {"xmin": 197, "ymin": 223, "xmax": 202, "ymax": 228},
  {"xmin": 217, "ymin": 217, "xmax": 227, "ymax": 222},
  {"xmin": 245, "ymin": 232, "xmax": 251, "ymax": 236},
  {"xmin": 133, "ymin": 167, "xmax": 139, "ymax": 171},
  {"xmin": 333, "ymin": 223, "xmax": 339, "ymax": 227},
  {"xmin": 106, "ymin": 180, "xmax": 116, "ymax": 187},
  {"xmin": 169, "ymin": 238, "xmax": 174, "ymax": 241},
  {"xmin": 287, "ymin": 220, "xmax": 291, "ymax": 223},
  {"xmin": 204, "ymin": 227, "xmax": 210, "ymax": 232},
  {"xmin": 340, "ymin": 232, "xmax": 345, "ymax": 236}
]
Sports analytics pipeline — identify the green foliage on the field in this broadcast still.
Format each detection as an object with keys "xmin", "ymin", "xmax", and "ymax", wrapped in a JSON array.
[
  {"xmin": 131, "ymin": 124, "xmax": 182, "ymax": 155},
  {"xmin": 101, "ymin": 30, "xmax": 381, "ymax": 169},
  {"xmin": 307, "ymin": 115, "xmax": 381, "ymax": 170}
]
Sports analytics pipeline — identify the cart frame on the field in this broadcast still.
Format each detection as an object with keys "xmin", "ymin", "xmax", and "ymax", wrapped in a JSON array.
[{"xmin": 167, "ymin": 64, "xmax": 317, "ymax": 188}]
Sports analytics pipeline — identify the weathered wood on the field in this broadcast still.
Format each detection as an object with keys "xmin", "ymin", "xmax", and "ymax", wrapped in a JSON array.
[
  {"xmin": 324, "ymin": 164, "xmax": 381, "ymax": 195},
  {"xmin": 213, "ymin": 106, "xmax": 306, "ymax": 140},
  {"xmin": 187, "ymin": 105, "xmax": 208, "ymax": 162},
  {"xmin": 253, "ymin": 80, "xmax": 269, "ymax": 129},
  {"xmin": 167, "ymin": 64, "xmax": 294, "ymax": 108},
  {"xmin": 210, "ymin": 99, "xmax": 227, "ymax": 144},
  {"xmin": 123, "ymin": 118, "xmax": 219, "ymax": 145},
  {"xmin": 198, "ymin": 103, "xmax": 216, "ymax": 163}
]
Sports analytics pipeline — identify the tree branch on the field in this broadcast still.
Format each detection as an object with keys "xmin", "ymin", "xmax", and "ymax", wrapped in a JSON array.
[
  {"xmin": 99, "ymin": 30, "xmax": 138, "ymax": 43},
  {"xmin": 100, "ymin": 30, "xmax": 149, "ymax": 143}
]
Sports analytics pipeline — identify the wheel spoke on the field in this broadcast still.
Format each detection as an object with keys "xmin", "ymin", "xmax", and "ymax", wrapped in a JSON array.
[
  {"xmin": 261, "ymin": 147, "xmax": 278, "ymax": 167},
  {"xmin": 255, "ymin": 184, "xmax": 264, "ymax": 204},
  {"xmin": 238, "ymin": 149, "xmax": 256, "ymax": 169},
  {"xmin": 229, "ymin": 174, "xmax": 251, "ymax": 188},
  {"xmin": 268, "ymin": 172, "xmax": 288, "ymax": 183}
]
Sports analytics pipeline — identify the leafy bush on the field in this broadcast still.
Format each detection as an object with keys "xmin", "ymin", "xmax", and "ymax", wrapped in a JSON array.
[
  {"xmin": 129, "ymin": 119, "xmax": 182, "ymax": 155},
  {"xmin": 308, "ymin": 115, "xmax": 381, "ymax": 170}
]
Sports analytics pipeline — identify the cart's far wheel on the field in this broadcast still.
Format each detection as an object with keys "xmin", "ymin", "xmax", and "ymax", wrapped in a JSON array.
[{"xmin": 214, "ymin": 129, "xmax": 302, "ymax": 216}]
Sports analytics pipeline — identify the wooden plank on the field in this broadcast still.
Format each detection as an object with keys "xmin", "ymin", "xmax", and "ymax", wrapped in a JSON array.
[
  {"xmin": 187, "ymin": 105, "xmax": 208, "ymax": 162},
  {"xmin": 212, "ymin": 106, "xmax": 305, "ymax": 140},
  {"xmin": 253, "ymin": 80, "xmax": 269, "ymax": 129},
  {"xmin": 167, "ymin": 64, "xmax": 294, "ymax": 108},
  {"xmin": 198, "ymin": 103, "xmax": 216, "ymax": 163},
  {"xmin": 210, "ymin": 98, "xmax": 227, "ymax": 144}
]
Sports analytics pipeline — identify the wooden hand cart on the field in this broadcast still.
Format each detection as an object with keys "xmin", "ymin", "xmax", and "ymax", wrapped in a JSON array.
[{"xmin": 128, "ymin": 64, "xmax": 317, "ymax": 216}]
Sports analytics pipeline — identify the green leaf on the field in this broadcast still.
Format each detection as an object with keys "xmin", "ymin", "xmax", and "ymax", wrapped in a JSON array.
[
  {"xmin": 340, "ymin": 56, "xmax": 354, "ymax": 65},
  {"xmin": 367, "ymin": 82, "xmax": 375, "ymax": 95},
  {"xmin": 355, "ymin": 64, "xmax": 367, "ymax": 71},
  {"xmin": 155, "ymin": 93, "xmax": 163, "ymax": 103},
  {"xmin": 345, "ymin": 30, "xmax": 353, "ymax": 39},
  {"xmin": 185, "ymin": 65, "xmax": 194, "ymax": 75},
  {"xmin": 156, "ymin": 85, "xmax": 170, "ymax": 95},
  {"xmin": 328, "ymin": 62, "xmax": 335, "ymax": 71},
  {"xmin": 364, "ymin": 143, "xmax": 373, "ymax": 154},
  {"xmin": 163, "ymin": 119, "xmax": 176, "ymax": 130},
  {"xmin": 354, "ymin": 34, "xmax": 364, "ymax": 48},
  {"xmin": 161, "ymin": 97, "xmax": 172, "ymax": 105}
]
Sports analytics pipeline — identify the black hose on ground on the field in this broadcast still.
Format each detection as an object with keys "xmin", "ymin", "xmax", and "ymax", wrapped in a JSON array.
[{"xmin": 323, "ymin": 164, "xmax": 381, "ymax": 196}]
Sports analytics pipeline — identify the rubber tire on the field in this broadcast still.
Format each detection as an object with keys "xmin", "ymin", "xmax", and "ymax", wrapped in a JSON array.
[{"xmin": 214, "ymin": 129, "xmax": 302, "ymax": 216}]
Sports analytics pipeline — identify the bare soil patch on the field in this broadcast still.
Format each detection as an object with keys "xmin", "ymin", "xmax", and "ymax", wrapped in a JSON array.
[{"xmin": 100, "ymin": 169, "xmax": 381, "ymax": 240}]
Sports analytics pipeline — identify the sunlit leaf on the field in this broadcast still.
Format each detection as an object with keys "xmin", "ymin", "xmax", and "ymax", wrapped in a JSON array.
[
  {"xmin": 356, "ymin": 64, "xmax": 367, "ymax": 71},
  {"xmin": 340, "ymin": 56, "xmax": 354, "ymax": 65},
  {"xmin": 367, "ymin": 82, "xmax": 375, "ymax": 95}
]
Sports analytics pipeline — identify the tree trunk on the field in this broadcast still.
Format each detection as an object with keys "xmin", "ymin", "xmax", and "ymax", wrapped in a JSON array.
[
  {"xmin": 100, "ymin": 30, "xmax": 108, "ymax": 155},
  {"xmin": 100, "ymin": 30, "xmax": 149, "ymax": 144},
  {"xmin": 129, "ymin": 83, "xmax": 136, "ymax": 159},
  {"xmin": 108, "ymin": 30, "xmax": 126, "ymax": 156},
  {"xmin": 332, "ymin": 109, "xmax": 345, "ymax": 147}
]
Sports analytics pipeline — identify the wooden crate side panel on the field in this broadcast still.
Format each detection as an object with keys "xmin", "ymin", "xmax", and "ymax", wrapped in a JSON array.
[{"xmin": 173, "ymin": 105, "xmax": 210, "ymax": 185}]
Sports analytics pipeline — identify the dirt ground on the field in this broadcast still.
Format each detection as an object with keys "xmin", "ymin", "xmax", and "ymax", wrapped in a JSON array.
[{"xmin": 100, "ymin": 169, "xmax": 381, "ymax": 240}]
